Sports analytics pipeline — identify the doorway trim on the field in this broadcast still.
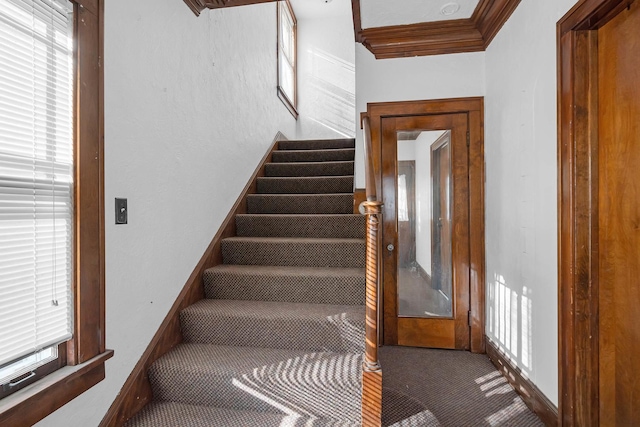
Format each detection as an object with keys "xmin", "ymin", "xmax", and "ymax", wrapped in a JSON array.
[
  {"xmin": 557, "ymin": 0, "xmax": 634, "ymax": 425},
  {"xmin": 365, "ymin": 97, "xmax": 485, "ymax": 353}
]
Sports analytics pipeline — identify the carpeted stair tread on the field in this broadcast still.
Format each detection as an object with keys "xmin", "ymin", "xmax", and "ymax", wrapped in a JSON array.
[
  {"xmin": 204, "ymin": 264, "xmax": 365, "ymax": 305},
  {"xmin": 181, "ymin": 299, "xmax": 364, "ymax": 353},
  {"xmin": 256, "ymin": 175, "xmax": 353, "ymax": 194},
  {"xmin": 148, "ymin": 343, "xmax": 362, "ymax": 419},
  {"xmin": 265, "ymin": 161, "xmax": 354, "ymax": 177},
  {"xmin": 278, "ymin": 138, "xmax": 355, "ymax": 150},
  {"xmin": 247, "ymin": 193, "xmax": 353, "ymax": 214},
  {"xmin": 124, "ymin": 401, "xmax": 359, "ymax": 427},
  {"xmin": 221, "ymin": 236, "xmax": 365, "ymax": 268},
  {"xmin": 272, "ymin": 148, "xmax": 355, "ymax": 163},
  {"xmin": 236, "ymin": 214, "xmax": 365, "ymax": 238}
]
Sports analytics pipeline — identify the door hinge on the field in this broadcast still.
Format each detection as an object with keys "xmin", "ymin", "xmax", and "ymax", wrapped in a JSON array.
[
  {"xmin": 466, "ymin": 131, "xmax": 470, "ymax": 147},
  {"xmin": 468, "ymin": 310, "xmax": 472, "ymax": 326}
]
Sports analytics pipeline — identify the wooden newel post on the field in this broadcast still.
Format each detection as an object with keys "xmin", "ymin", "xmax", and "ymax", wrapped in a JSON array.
[{"xmin": 361, "ymin": 199, "xmax": 383, "ymax": 427}]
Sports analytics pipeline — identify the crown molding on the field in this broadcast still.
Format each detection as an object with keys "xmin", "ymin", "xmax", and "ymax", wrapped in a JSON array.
[
  {"xmin": 354, "ymin": 0, "xmax": 521, "ymax": 59},
  {"xmin": 182, "ymin": 0, "xmax": 276, "ymax": 16}
]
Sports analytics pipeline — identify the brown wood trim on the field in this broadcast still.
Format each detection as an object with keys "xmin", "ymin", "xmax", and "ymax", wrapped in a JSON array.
[
  {"xmin": 351, "ymin": 0, "xmax": 363, "ymax": 43},
  {"xmin": 0, "ymin": 350, "xmax": 114, "ymax": 427},
  {"xmin": 99, "ymin": 132, "xmax": 288, "ymax": 427},
  {"xmin": 183, "ymin": 0, "xmax": 206, "ymax": 16},
  {"xmin": 486, "ymin": 337, "xmax": 558, "ymax": 427},
  {"xmin": 354, "ymin": 188, "xmax": 366, "ymax": 213},
  {"xmin": 362, "ymin": 369, "xmax": 382, "ymax": 427},
  {"xmin": 472, "ymin": 0, "xmax": 522, "ymax": 47},
  {"xmin": 70, "ymin": 0, "xmax": 106, "ymax": 366},
  {"xmin": 398, "ymin": 318, "xmax": 456, "ymax": 349},
  {"xmin": 352, "ymin": 0, "xmax": 521, "ymax": 59},
  {"xmin": 556, "ymin": 1, "xmax": 633, "ymax": 425},
  {"xmin": 366, "ymin": 97, "xmax": 485, "ymax": 353},
  {"xmin": 468, "ymin": 107, "xmax": 486, "ymax": 353},
  {"xmin": 182, "ymin": 0, "xmax": 278, "ymax": 16},
  {"xmin": 362, "ymin": 200, "xmax": 383, "ymax": 427},
  {"xmin": 359, "ymin": 19, "xmax": 484, "ymax": 59}
]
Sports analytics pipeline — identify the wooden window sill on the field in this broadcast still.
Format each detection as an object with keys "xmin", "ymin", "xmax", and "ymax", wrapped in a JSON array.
[
  {"xmin": 278, "ymin": 86, "xmax": 298, "ymax": 119},
  {"xmin": 0, "ymin": 350, "xmax": 114, "ymax": 427}
]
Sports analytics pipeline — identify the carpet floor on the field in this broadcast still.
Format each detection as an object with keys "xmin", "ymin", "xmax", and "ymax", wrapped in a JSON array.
[{"xmin": 380, "ymin": 346, "xmax": 545, "ymax": 427}]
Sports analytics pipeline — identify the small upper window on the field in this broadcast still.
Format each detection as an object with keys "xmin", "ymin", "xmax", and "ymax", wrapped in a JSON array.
[{"xmin": 277, "ymin": 0, "xmax": 297, "ymax": 118}]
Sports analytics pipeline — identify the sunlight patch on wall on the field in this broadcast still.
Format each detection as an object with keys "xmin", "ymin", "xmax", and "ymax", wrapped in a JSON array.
[
  {"xmin": 303, "ymin": 47, "xmax": 355, "ymax": 137},
  {"xmin": 487, "ymin": 273, "xmax": 533, "ymax": 377}
]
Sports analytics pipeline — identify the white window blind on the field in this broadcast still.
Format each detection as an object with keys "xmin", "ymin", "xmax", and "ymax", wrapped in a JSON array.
[{"xmin": 0, "ymin": 0, "xmax": 74, "ymax": 373}]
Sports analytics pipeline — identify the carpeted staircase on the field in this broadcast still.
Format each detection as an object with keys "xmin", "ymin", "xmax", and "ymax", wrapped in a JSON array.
[{"xmin": 126, "ymin": 139, "xmax": 366, "ymax": 426}]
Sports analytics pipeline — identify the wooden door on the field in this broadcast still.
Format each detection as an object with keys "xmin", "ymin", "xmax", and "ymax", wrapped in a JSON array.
[
  {"xmin": 597, "ymin": 2, "xmax": 640, "ymax": 424},
  {"xmin": 381, "ymin": 114, "xmax": 470, "ymax": 349}
]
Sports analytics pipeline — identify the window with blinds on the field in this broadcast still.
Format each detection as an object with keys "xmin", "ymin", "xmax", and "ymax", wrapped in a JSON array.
[
  {"xmin": 277, "ymin": 0, "xmax": 296, "ymax": 115},
  {"xmin": 0, "ymin": 0, "xmax": 74, "ymax": 390}
]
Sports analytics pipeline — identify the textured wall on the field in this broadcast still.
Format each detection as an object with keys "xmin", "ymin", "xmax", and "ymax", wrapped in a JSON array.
[
  {"xmin": 295, "ymin": 0, "xmax": 356, "ymax": 140},
  {"xmin": 36, "ymin": 1, "xmax": 296, "ymax": 425},
  {"xmin": 484, "ymin": 0, "xmax": 581, "ymax": 407}
]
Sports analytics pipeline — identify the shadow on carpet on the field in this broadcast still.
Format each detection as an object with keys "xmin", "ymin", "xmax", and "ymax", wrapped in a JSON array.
[{"xmin": 380, "ymin": 346, "xmax": 545, "ymax": 427}]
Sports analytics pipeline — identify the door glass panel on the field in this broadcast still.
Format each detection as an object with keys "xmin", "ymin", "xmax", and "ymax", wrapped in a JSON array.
[{"xmin": 396, "ymin": 130, "xmax": 453, "ymax": 318}]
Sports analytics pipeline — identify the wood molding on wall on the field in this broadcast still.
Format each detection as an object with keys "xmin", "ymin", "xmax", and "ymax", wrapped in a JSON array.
[
  {"xmin": 485, "ymin": 337, "xmax": 558, "ymax": 426},
  {"xmin": 99, "ymin": 132, "xmax": 288, "ymax": 427},
  {"xmin": 353, "ymin": 0, "xmax": 521, "ymax": 59},
  {"xmin": 557, "ymin": 1, "xmax": 635, "ymax": 425},
  {"xmin": 182, "ymin": 0, "xmax": 276, "ymax": 16}
]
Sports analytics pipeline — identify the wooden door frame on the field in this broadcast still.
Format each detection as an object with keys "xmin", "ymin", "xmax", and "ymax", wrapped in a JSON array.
[
  {"xmin": 365, "ymin": 97, "xmax": 485, "ymax": 353},
  {"xmin": 557, "ymin": 0, "xmax": 635, "ymax": 425}
]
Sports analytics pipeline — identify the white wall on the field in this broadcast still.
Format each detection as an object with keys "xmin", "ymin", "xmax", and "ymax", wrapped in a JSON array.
[
  {"xmin": 294, "ymin": 0, "xmax": 356, "ymax": 139},
  {"xmin": 484, "ymin": 0, "xmax": 580, "ymax": 407},
  {"xmin": 414, "ymin": 131, "xmax": 445, "ymax": 274},
  {"xmin": 354, "ymin": 47, "xmax": 485, "ymax": 187},
  {"xmin": 37, "ymin": 1, "xmax": 296, "ymax": 425}
]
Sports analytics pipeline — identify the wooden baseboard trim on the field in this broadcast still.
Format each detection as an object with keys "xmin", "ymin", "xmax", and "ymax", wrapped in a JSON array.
[
  {"xmin": 485, "ymin": 336, "xmax": 558, "ymax": 426},
  {"xmin": 99, "ymin": 132, "xmax": 288, "ymax": 427}
]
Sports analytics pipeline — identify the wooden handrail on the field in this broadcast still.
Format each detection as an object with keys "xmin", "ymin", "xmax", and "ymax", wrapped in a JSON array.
[
  {"xmin": 360, "ymin": 115, "xmax": 383, "ymax": 427},
  {"xmin": 362, "ymin": 116, "xmax": 377, "ymax": 202}
]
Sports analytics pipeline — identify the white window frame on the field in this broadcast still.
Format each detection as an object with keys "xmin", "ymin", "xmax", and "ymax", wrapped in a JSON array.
[{"xmin": 277, "ymin": 0, "xmax": 297, "ymax": 118}]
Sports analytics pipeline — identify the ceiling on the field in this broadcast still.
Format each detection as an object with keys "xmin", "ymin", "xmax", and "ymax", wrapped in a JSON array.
[{"xmin": 360, "ymin": 0, "xmax": 481, "ymax": 29}]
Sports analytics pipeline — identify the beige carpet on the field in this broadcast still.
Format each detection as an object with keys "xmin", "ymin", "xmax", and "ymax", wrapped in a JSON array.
[{"xmin": 380, "ymin": 346, "xmax": 545, "ymax": 427}]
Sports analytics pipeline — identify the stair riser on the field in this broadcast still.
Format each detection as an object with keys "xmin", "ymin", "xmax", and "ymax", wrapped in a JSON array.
[
  {"xmin": 264, "ymin": 161, "xmax": 354, "ymax": 177},
  {"xmin": 181, "ymin": 312, "xmax": 365, "ymax": 353},
  {"xmin": 149, "ymin": 348, "xmax": 363, "ymax": 415},
  {"xmin": 221, "ymin": 240, "xmax": 365, "ymax": 268},
  {"xmin": 124, "ymin": 402, "xmax": 360, "ymax": 427},
  {"xmin": 235, "ymin": 215, "xmax": 365, "ymax": 238},
  {"xmin": 204, "ymin": 270, "xmax": 365, "ymax": 305},
  {"xmin": 271, "ymin": 149, "xmax": 355, "ymax": 163},
  {"xmin": 256, "ymin": 176, "xmax": 353, "ymax": 194},
  {"xmin": 247, "ymin": 194, "xmax": 353, "ymax": 214},
  {"xmin": 278, "ymin": 139, "xmax": 355, "ymax": 150}
]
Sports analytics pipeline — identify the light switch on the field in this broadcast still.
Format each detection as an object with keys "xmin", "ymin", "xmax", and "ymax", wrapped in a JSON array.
[{"xmin": 115, "ymin": 198, "xmax": 127, "ymax": 224}]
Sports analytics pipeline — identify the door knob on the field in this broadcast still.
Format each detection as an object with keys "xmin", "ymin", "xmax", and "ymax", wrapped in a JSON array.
[{"xmin": 387, "ymin": 244, "xmax": 395, "ymax": 252}]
